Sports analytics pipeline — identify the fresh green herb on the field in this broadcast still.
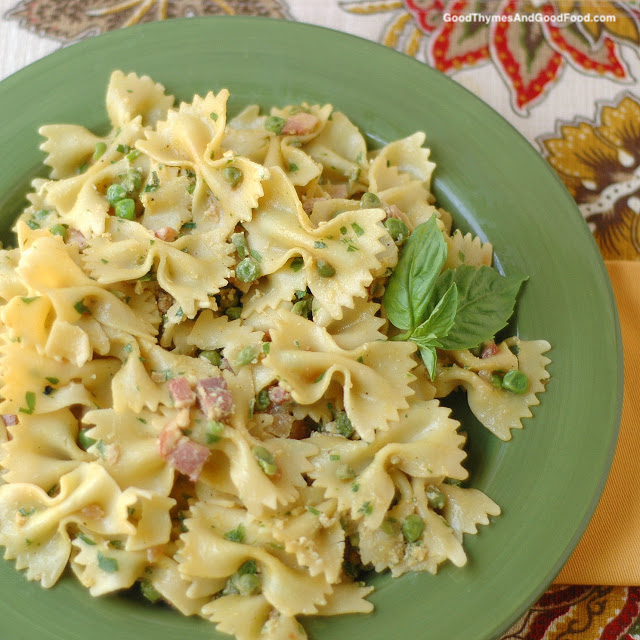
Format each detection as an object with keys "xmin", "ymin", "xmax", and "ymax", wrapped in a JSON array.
[
  {"xmin": 336, "ymin": 464, "xmax": 356, "ymax": 481},
  {"xmin": 359, "ymin": 501, "xmax": 373, "ymax": 516},
  {"xmin": 290, "ymin": 256, "xmax": 304, "ymax": 272},
  {"xmin": 199, "ymin": 349, "xmax": 222, "ymax": 367},
  {"xmin": 383, "ymin": 217, "xmax": 447, "ymax": 333},
  {"xmin": 97, "ymin": 551, "xmax": 119, "ymax": 573},
  {"xmin": 307, "ymin": 506, "xmax": 321, "ymax": 516},
  {"xmin": 314, "ymin": 240, "xmax": 327, "ymax": 249},
  {"xmin": 409, "ymin": 282, "xmax": 458, "ymax": 379},
  {"xmin": 116, "ymin": 143, "xmax": 130, "ymax": 154},
  {"xmin": 140, "ymin": 580, "xmax": 163, "ymax": 603},
  {"xmin": 21, "ymin": 296, "xmax": 39, "ymax": 304},
  {"xmin": 264, "ymin": 115, "xmax": 286, "ymax": 134},
  {"xmin": 206, "ymin": 420, "xmax": 225, "ymax": 443},
  {"xmin": 210, "ymin": 112, "xmax": 219, "ymax": 121},
  {"xmin": 74, "ymin": 300, "xmax": 91, "ymax": 315},
  {"xmin": 329, "ymin": 454, "xmax": 341, "ymax": 461},
  {"xmin": 77, "ymin": 533, "xmax": 96, "ymax": 546},
  {"xmin": 335, "ymin": 411, "xmax": 354, "ymax": 438},
  {"xmin": 78, "ymin": 428, "xmax": 96, "ymax": 450},
  {"xmin": 19, "ymin": 391, "xmax": 36, "ymax": 415},
  {"xmin": 256, "ymin": 388, "xmax": 270, "ymax": 411},
  {"xmin": 253, "ymin": 445, "xmax": 277, "ymax": 476},
  {"xmin": 181, "ymin": 221, "xmax": 197, "ymax": 231},
  {"xmin": 49, "ymin": 224, "xmax": 68, "ymax": 240},
  {"xmin": 18, "ymin": 507, "xmax": 36, "ymax": 517},
  {"xmin": 224, "ymin": 524, "xmax": 246, "ymax": 543},
  {"xmin": 77, "ymin": 162, "xmax": 88, "ymax": 174},
  {"xmin": 144, "ymin": 171, "xmax": 160, "ymax": 192},
  {"xmin": 289, "ymin": 162, "xmax": 299, "ymax": 173},
  {"xmin": 26, "ymin": 219, "xmax": 40, "ymax": 230},
  {"xmin": 45, "ymin": 377, "xmax": 59, "ymax": 385},
  {"xmin": 351, "ymin": 222, "xmax": 365, "ymax": 236},
  {"xmin": 93, "ymin": 142, "xmax": 107, "ymax": 160},
  {"xmin": 231, "ymin": 232, "xmax": 248, "ymax": 259},
  {"xmin": 430, "ymin": 264, "xmax": 527, "ymax": 350},
  {"xmin": 316, "ymin": 259, "xmax": 335, "ymax": 278},
  {"xmin": 250, "ymin": 249, "xmax": 262, "ymax": 263},
  {"xmin": 126, "ymin": 149, "xmax": 141, "ymax": 163}
]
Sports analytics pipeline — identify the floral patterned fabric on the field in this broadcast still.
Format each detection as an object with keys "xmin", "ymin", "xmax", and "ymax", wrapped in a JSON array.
[{"xmin": 0, "ymin": 0, "xmax": 637, "ymax": 638}]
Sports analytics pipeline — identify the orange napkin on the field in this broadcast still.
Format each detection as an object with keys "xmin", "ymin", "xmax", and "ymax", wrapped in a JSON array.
[{"xmin": 554, "ymin": 260, "xmax": 640, "ymax": 585}]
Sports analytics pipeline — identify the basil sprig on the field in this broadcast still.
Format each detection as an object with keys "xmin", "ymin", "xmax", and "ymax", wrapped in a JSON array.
[{"xmin": 383, "ymin": 217, "xmax": 527, "ymax": 378}]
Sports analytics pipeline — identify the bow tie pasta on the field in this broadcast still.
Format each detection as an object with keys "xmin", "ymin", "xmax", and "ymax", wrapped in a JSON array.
[{"xmin": 0, "ymin": 71, "xmax": 550, "ymax": 640}]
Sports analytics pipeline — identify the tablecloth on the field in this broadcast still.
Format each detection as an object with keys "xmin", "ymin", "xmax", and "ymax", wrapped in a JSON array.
[{"xmin": 1, "ymin": 1, "xmax": 639, "ymax": 639}]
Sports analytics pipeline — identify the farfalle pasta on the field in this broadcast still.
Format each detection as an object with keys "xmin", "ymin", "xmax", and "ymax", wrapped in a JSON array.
[{"xmin": 0, "ymin": 71, "xmax": 550, "ymax": 640}]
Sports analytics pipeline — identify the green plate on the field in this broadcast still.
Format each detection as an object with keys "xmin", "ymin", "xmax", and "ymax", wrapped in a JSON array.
[{"xmin": 0, "ymin": 17, "xmax": 622, "ymax": 640}]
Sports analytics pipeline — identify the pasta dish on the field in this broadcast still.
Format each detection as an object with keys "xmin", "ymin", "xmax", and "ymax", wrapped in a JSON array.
[{"xmin": 0, "ymin": 71, "xmax": 550, "ymax": 640}]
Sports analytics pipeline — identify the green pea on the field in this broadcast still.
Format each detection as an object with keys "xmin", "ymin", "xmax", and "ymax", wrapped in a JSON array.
[
  {"xmin": 291, "ymin": 298, "xmax": 311, "ymax": 318},
  {"xmin": 114, "ymin": 198, "xmax": 136, "ymax": 220},
  {"xmin": 233, "ymin": 572, "xmax": 261, "ymax": 596},
  {"xmin": 222, "ymin": 166, "xmax": 243, "ymax": 188},
  {"xmin": 106, "ymin": 183, "xmax": 127, "ymax": 205},
  {"xmin": 236, "ymin": 345, "xmax": 258, "ymax": 367},
  {"xmin": 122, "ymin": 169, "xmax": 142, "ymax": 193},
  {"xmin": 491, "ymin": 373, "xmax": 503, "ymax": 388},
  {"xmin": 401, "ymin": 514, "xmax": 425, "ymax": 543},
  {"xmin": 224, "ymin": 524, "xmax": 245, "ymax": 543},
  {"xmin": 206, "ymin": 420, "xmax": 225, "ymax": 444},
  {"xmin": 256, "ymin": 389, "xmax": 270, "ymax": 411},
  {"xmin": 231, "ymin": 232, "xmax": 248, "ymax": 259},
  {"xmin": 49, "ymin": 224, "xmax": 68, "ymax": 240},
  {"xmin": 199, "ymin": 350, "xmax": 222, "ymax": 367},
  {"xmin": 316, "ymin": 259, "xmax": 335, "ymax": 278},
  {"xmin": 384, "ymin": 217, "xmax": 410, "ymax": 244},
  {"xmin": 78, "ymin": 428, "xmax": 96, "ymax": 450},
  {"xmin": 225, "ymin": 306, "xmax": 242, "ymax": 320},
  {"xmin": 335, "ymin": 411, "xmax": 354, "ymax": 438},
  {"xmin": 501, "ymin": 369, "xmax": 529, "ymax": 394},
  {"xmin": 253, "ymin": 445, "xmax": 277, "ymax": 476},
  {"xmin": 236, "ymin": 257, "xmax": 261, "ymax": 283},
  {"xmin": 237, "ymin": 560, "xmax": 257, "ymax": 575},
  {"xmin": 93, "ymin": 142, "xmax": 107, "ymax": 160},
  {"xmin": 426, "ymin": 485, "xmax": 446, "ymax": 510},
  {"xmin": 140, "ymin": 580, "xmax": 162, "ymax": 603},
  {"xmin": 264, "ymin": 115, "xmax": 286, "ymax": 134},
  {"xmin": 360, "ymin": 192, "xmax": 381, "ymax": 208}
]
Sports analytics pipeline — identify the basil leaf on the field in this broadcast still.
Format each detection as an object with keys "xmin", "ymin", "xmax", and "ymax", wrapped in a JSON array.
[
  {"xmin": 410, "ymin": 283, "xmax": 458, "ymax": 348},
  {"xmin": 419, "ymin": 345, "xmax": 438, "ymax": 380},
  {"xmin": 433, "ymin": 264, "xmax": 527, "ymax": 350},
  {"xmin": 382, "ymin": 217, "xmax": 447, "ymax": 331}
]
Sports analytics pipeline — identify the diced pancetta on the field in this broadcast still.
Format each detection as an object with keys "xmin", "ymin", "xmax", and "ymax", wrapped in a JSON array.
[
  {"xmin": 281, "ymin": 112, "xmax": 319, "ymax": 136},
  {"xmin": 167, "ymin": 377, "xmax": 196, "ymax": 409},
  {"xmin": 195, "ymin": 377, "xmax": 235, "ymax": 420},
  {"xmin": 154, "ymin": 227, "xmax": 178, "ymax": 242}
]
